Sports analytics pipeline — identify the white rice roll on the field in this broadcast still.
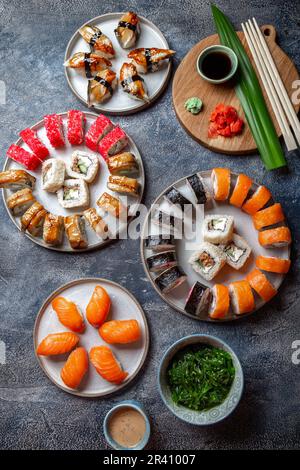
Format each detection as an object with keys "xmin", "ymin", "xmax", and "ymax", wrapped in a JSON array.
[
  {"xmin": 203, "ymin": 214, "xmax": 234, "ymax": 244},
  {"xmin": 42, "ymin": 159, "xmax": 65, "ymax": 193},
  {"xmin": 66, "ymin": 150, "xmax": 99, "ymax": 183},
  {"xmin": 220, "ymin": 234, "xmax": 251, "ymax": 270},
  {"xmin": 189, "ymin": 242, "xmax": 226, "ymax": 281},
  {"xmin": 57, "ymin": 179, "xmax": 89, "ymax": 209}
]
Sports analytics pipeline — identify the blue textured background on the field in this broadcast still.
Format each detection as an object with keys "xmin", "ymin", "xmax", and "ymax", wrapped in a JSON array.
[{"xmin": 0, "ymin": 0, "xmax": 299, "ymax": 450}]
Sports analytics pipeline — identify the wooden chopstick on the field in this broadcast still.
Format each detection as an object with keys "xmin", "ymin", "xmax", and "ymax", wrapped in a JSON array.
[
  {"xmin": 252, "ymin": 17, "xmax": 300, "ymax": 147},
  {"xmin": 242, "ymin": 22, "xmax": 297, "ymax": 151}
]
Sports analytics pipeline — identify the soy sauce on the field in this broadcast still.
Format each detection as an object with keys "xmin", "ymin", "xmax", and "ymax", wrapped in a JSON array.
[{"xmin": 202, "ymin": 52, "xmax": 232, "ymax": 80}]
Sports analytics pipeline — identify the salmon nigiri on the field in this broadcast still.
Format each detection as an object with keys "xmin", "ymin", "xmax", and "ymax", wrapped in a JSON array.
[
  {"xmin": 86, "ymin": 285, "xmax": 111, "ymax": 328},
  {"xmin": 61, "ymin": 347, "xmax": 89, "ymax": 389},
  {"xmin": 52, "ymin": 296, "xmax": 85, "ymax": 333},
  {"xmin": 99, "ymin": 319, "xmax": 141, "ymax": 344},
  {"xmin": 36, "ymin": 332, "xmax": 79, "ymax": 356},
  {"xmin": 89, "ymin": 346, "xmax": 128, "ymax": 384}
]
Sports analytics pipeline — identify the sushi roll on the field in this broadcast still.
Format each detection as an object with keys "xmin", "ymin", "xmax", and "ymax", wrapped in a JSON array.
[
  {"xmin": 0, "ymin": 170, "xmax": 36, "ymax": 191},
  {"xmin": 230, "ymin": 173, "xmax": 253, "ymax": 208},
  {"xmin": 98, "ymin": 127, "xmax": 128, "ymax": 160},
  {"xmin": 114, "ymin": 11, "xmax": 140, "ymax": 49},
  {"xmin": 211, "ymin": 168, "xmax": 231, "ymax": 201},
  {"xmin": 128, "ymin": 48, "xmax": 176, "ymax": 74},
  {"xmin": 21, "ymin": 201, "xmax": 44, "ymax": 230},
  {"xmin": 44, "ymin": 114, "xmax": 65, "ymax": 148},
  {"xmin": 252, "ymin": 203, "xmax": 285, "ymax": 230},
  {"xmin": 88, "ymin": 69, "xmax": 117, "ymax": 105},
  {"xmin": 97, "ymin": 192, "xmax": 126, "ymax": 219},
  {"xmin": 221, "ymin": 234, "xmax": 251, "ymax": 270},
  {"xmin": 242, "ymin": 185, "xmax": 272, "ymax": 215},
  {"xmin": 107, "ymin": 175, "xmax": 139, "ymax": 196},
  {"xmin": 107, "ymin": 152, "xmax": 139, "ymax": 176},
  {"xmin": 79, "ymin": 25, "xmax": 115, "ymax": 58},
  {"xmin": 64, "ymin": 215, "xmax": 88, "ymax": 250},
  {"xmin": 258, "ymin": 226, "xmax": 291, "ymax": 248},
  {"xmin": 67, "ymin": 110, "xmax": 86, "ymax": 146},
  {"xmin": 203, "ymin": 214, "xmax": 234, "ymax": 244},
  {"xmin": 255, "ymin": 255, "xmax": 291, "ymax": 274},
  {"xmin": 43, "ymin": 213, "xmax": 64, "ymax": 246},
  {"xmin": 57, "ymin": 179, "xmax": 89, "ymax": 209},
  {"xmin": 85, "ymin": 115, "xmax": 114, "ymax": 152},
  {"xmin": 42, "ymin": 159, "xmax": 65, "ymax": 193},
  {"xmin": 155, "ymin": 266, "xmax": 187, "ymax": 294},
  {"xmin": 6, "ymin": 188, "xmax": 35, "ymax": 216},
  {"xmin": 120, "ymin": 62, "xmax": 149, "ymax": 102},
  {"xmin": 19, "ymin": 128, "xmax": 49, "ymax": 160},
  {"xmin": 83, "ymin": 208, "xmax": 109, "ymax": 240},
  {"xmin": 152, "ymin": 210, "xmax": 182, "ymax": 235},
  {"xmin": 26, "ymin": 208, "xmax": 48, "ymax": 236},
  {"xmin": 186, "ymin": 173, "xmax": 211, "ymax": 204},
  {"xmin": 246, "ymin": 269, "xmax": 277, "ymax": 302},
  {"xmin": 184, "ymin": 281, "xmax": 211, "ymax": 318},
  {"xmin": 144, "ymin": 234, "xmax": 175, "ymax": 252},
  {"xmin": 189, "ymin": 242, "xmax": 226, "ymax": 281},
  {"xmin": 164, "ymin": 187, "xmax": 191, "ymax": 211},
  {"xmin": 66, "ymin": 151, "xmax": 99, "ymax": 183},
  {"xmin": 229, "ymin": 280, "xmax": 255, "ymax": 315},
  {"xmin": 7, "ymin": 144, "xmax": 41, "ymax": 171},
  {"xmin": 64, "ymin": 53, "xmax": 112, "ymax": 79},
  {"xmin": 209, "ymin": 284, "xmax": 230, "ymax": 320},
  {"xmin": 146, "ymin": 251, "xmax": 177, "ymax": 273}
]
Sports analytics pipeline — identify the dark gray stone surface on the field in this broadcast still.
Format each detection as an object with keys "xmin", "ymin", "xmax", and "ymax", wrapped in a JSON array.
[{"xmin": 0, "ymin": 0, "xmax": 299, "ymax": 450}]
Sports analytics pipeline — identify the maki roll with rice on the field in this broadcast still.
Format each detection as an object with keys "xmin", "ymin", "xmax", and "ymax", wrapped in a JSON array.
[
  {"xmin": 146, "ymin": 251, "xmax": 177, "ymax": 273},
  {"xmin": 66, "ymin": 151, "xmax": 99, "ymax": 183},
  {"xmin": 189, "ymin": 242, "xmax": 226, "ymax": 281},
  {"xmin": 184, "ymin": 282, "xmax": 211, "ymax": 317},
  {"xmin": 144, "ymin": 234, "xmax": 175, "ymax": 252},
  {"xmin": 42, "ymin": 159, "xmax": 65, "ymax": 193},
  {"xmin": 220, "ymin": 234, "xmax": 251, "ymax": 270},
  {"xmin": 186, "ymin": 173, "xmax": 211, "ymax": 204},
  {"xmin": 7, "ymin": 188, "xmax": 36, "ymax": 216},
  {"xmin": 155, "ymin": 266, "xmax": 187, "ymax": 294},
  {"xmin": 164, "ymin": 187, "xmax": 191, "ymax": 212},
  {"xmin": 152, "ymin": 210, "xmax": 182, "ymax": 235},
  {"xmin": 203, "ymin": 214, "xmax": 234, "ymax": 244},
  {"xmin": 57, "ymin": 179, "xmax": 89, "ymax": 209}
]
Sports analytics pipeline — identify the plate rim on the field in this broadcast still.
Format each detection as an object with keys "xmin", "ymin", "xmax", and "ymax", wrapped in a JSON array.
[
  {"xmin": 64, "ymin": 11, "xmax": 172, "ymax": 115},
  {"xmin": 2, "ymin": 110, "xmax": 145, "ymax": 253},
  {"xmin": 140, "ymin": 170, "xmax": 290, "ymax": 323},
  {"xmin": 33, "ymin": 277, "xmax": 150, "ymax": 398}
]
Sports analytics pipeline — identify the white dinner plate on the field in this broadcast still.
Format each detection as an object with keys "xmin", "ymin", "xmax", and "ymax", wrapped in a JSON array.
[
  {"xmin": 2, "ymin": 111, "xmax": 145, "ymax": 252},
  {"xmin": 140, "ymin": 170, "xmax": 290, "ymax": 322},
  {"xmin": 64, "ymin": 12, "xmax": 172, "ymax": 115},
  {"xmin": 34, "ymin": 278, "xmax": 149, "ymax": 397}
]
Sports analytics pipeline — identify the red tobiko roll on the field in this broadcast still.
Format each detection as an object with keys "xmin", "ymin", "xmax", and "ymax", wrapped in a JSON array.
[
  {"xmin": 7, "ymin": 144, "xmax": 41, "ymax": 171},
  {"xmin": 98, "ymin": 126, "xmax": 128, "ymax": 161},
  {"xmin": 19, "ymin": 128, "xmax": 49, "ymax": 160},
  {"xmin": 85, "ymin": 114, "xmax": 114, "ymax": 151},
  {"xmin": 44, "ymin": 114, "xmax": 65, "ymax": 148},
  {"xmin": 67, "ymin": 110, "xmax": 86, "ymax": 145}
]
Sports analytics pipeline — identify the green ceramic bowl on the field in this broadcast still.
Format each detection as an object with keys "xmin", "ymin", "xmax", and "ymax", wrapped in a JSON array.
[
  {"xmin": 158, "ymin": 334, "xmax": 244, "ymax": 425},
  {"xmin": 197, "ymin": 45, "xmax": 238, "ymax": 84}
]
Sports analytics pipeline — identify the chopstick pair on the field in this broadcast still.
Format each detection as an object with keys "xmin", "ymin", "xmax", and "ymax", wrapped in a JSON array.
[{"xmin": 242, "ymin": 18, "xmax": 300, "ymax": 152}]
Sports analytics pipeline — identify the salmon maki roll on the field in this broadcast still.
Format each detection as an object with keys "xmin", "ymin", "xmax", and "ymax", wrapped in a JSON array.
[
  {"xmin": 252, "ymin": 203, "xmax": 285, "ymax": 230},
  {"xmin": 230, "ymin": 173, "xmax": 252, "ymax": 208},
  {"xmin": 89, "ymin": 346, "xmax": 128, "ymax": 384},
  {"xmin": 242, "ymin": 185, "xmax": 272, "ymax": 215},
  {"xmin": 52, "ymin": 296, "xmax": 85, "ymax": 333},
  {"xmin": 36, "ymin": 332, "xmax": 79, "ymax": 356},
  {"xmin": 209, "ymin": 284, "xmax": 230, "ymax": 319},
  {"xmin": 229, "ymin": 280, "xmax": 255, "ymax": 315},
  {"xmin": 86, "ymin": 285, "xmax": 111, "ymax": 328},
  {"xmin": 61, "ymin": 347, "xmax": 88, "ymax": 389},
  {"xmin": 246, "ymin": 269, "xmax": 277, "ymax": 302},
  {"xmin": 255, "ymin": 255, "xmax": 291, "ymax": 274},
  {"xmin": 258, "ymin": 226, "xmax": 291, "ymax": 248},
  {"xmin": 19, "ymin": 128, "xmax": 49, "ymax": 160},
  {"xmin": 99, "ymin": 319, "xmax": 141, "ymax": 344},
  {"xmin": 44, "ymin": 114, "xmax": 65, "ymax": 148},
  {"xmin": 211, "ymin": 168, "xmax": 231, "ymax": 201}
]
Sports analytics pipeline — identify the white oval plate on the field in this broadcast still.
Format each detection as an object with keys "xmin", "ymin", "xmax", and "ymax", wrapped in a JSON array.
[
  {"xmin": 141, "ymin": 170, "xmax": 290, "ymax": 322},
  {"xmin": 64, "ymin": 12, "xmax": 172, "ymax": 115},
  {"xmin": 2, "ymin": 111, "xmax": 145, "ymax": 252},
  {"xmin": 33, "ymin": 278, "xmax": 149, "ymax": 397}
]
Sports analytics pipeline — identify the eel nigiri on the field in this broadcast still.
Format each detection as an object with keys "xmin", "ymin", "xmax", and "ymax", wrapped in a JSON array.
[
  {"xmin": 209, "ymin": 284, "xmax": 230, "ymax": 319},
  {"xmin": 114, "ymin": 11, "xmax": 140, "ymax": 49},
  {"xmin": 120, "ymin": 63, "xmax": 149, "ymax": 102},
  {"xmin": 52, "ymin": 296, "xmax": 85, "ymax": 333},
  {"xmin": 229, "ymin": 280, "xmax": 255, "ymax": 315},
  {"xmin": 211, "ymin": 168, "xmax": 231, "ymax": 201},
  {"xmin": 258, "ymin": 226, "xmax": 291, "ymax": 248},
  {"xmin": 61, "ymin": 347, "xmax": 88, "ymax": 389},
  {"xmin": 36, "ymin": 332, "xmax": 79, "ymax": 356},
  {"xmin": 242, "ymin": 185, "xmax": 272, "ymax": 215},
  {"xmin": 252, "ymin": 203, "xmax": 285, "ymax": 230},
  {"xmin": 7, "ymin": 144, "xmax": 41, "ymax": 171},
  {"xmin": 230, "ymin": 173, "xmax": 253, "ymax": 208},
  {"xmin": 86, "ymin": 285, "xmax": 111, "ymax": 328},
  {"xmin": 255, "ymin": 255, "xmax": 291, "ymax": 274},
  {"xmin": 64, "ymin": 52, "xmax": 112, "ymax": 78},
  {"xmin": 246, "ymin": 269, "xmax": 277, "ymax": 302},
  {"xmin": 79, "ymin": 25, "xmax": 115, "ymax": 58},
  {"xmin": 99, "ymin": 319, "xmax": 141, "ymax": 344},
  {"xmin": 128, "ymin": 48, "xmax": 175, "ymax": 74},
  {"xmin": 19, "ymin": 128, "xmax": 49, "ymax": 160},
  {"xmin": 89, "ymin": 346, "xmax": 128, "ymax": 384},
  {"xmin": 88, "ymin": 69, "xmax": 117, "ymax": 106}
]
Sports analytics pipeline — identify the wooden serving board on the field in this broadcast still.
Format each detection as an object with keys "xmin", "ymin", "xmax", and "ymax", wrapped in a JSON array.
[{"xmin": 172, "ymin": 25, "xmax": 300, "ymax": 154}]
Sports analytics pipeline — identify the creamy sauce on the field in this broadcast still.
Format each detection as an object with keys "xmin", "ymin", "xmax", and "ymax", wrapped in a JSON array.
[{"xmin": 108, "ymin": 407, "xmax": 146, "ymax": 448}]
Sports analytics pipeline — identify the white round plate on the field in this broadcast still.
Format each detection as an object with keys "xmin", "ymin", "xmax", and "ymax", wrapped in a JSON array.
[
  {"xmin": 64, "ymin": 12, "xmax": 172, "ymax": 115},
  {"xmin": 2, "ymin": 111, "xmax": 145, "ymax": 252},
  {"xmin": 33, "ymin": 278, "xmax": 149, "ymax": 397},
  {"xmin": 141, "ymin": 171, "xmax": 290, "ymax": 322}
]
